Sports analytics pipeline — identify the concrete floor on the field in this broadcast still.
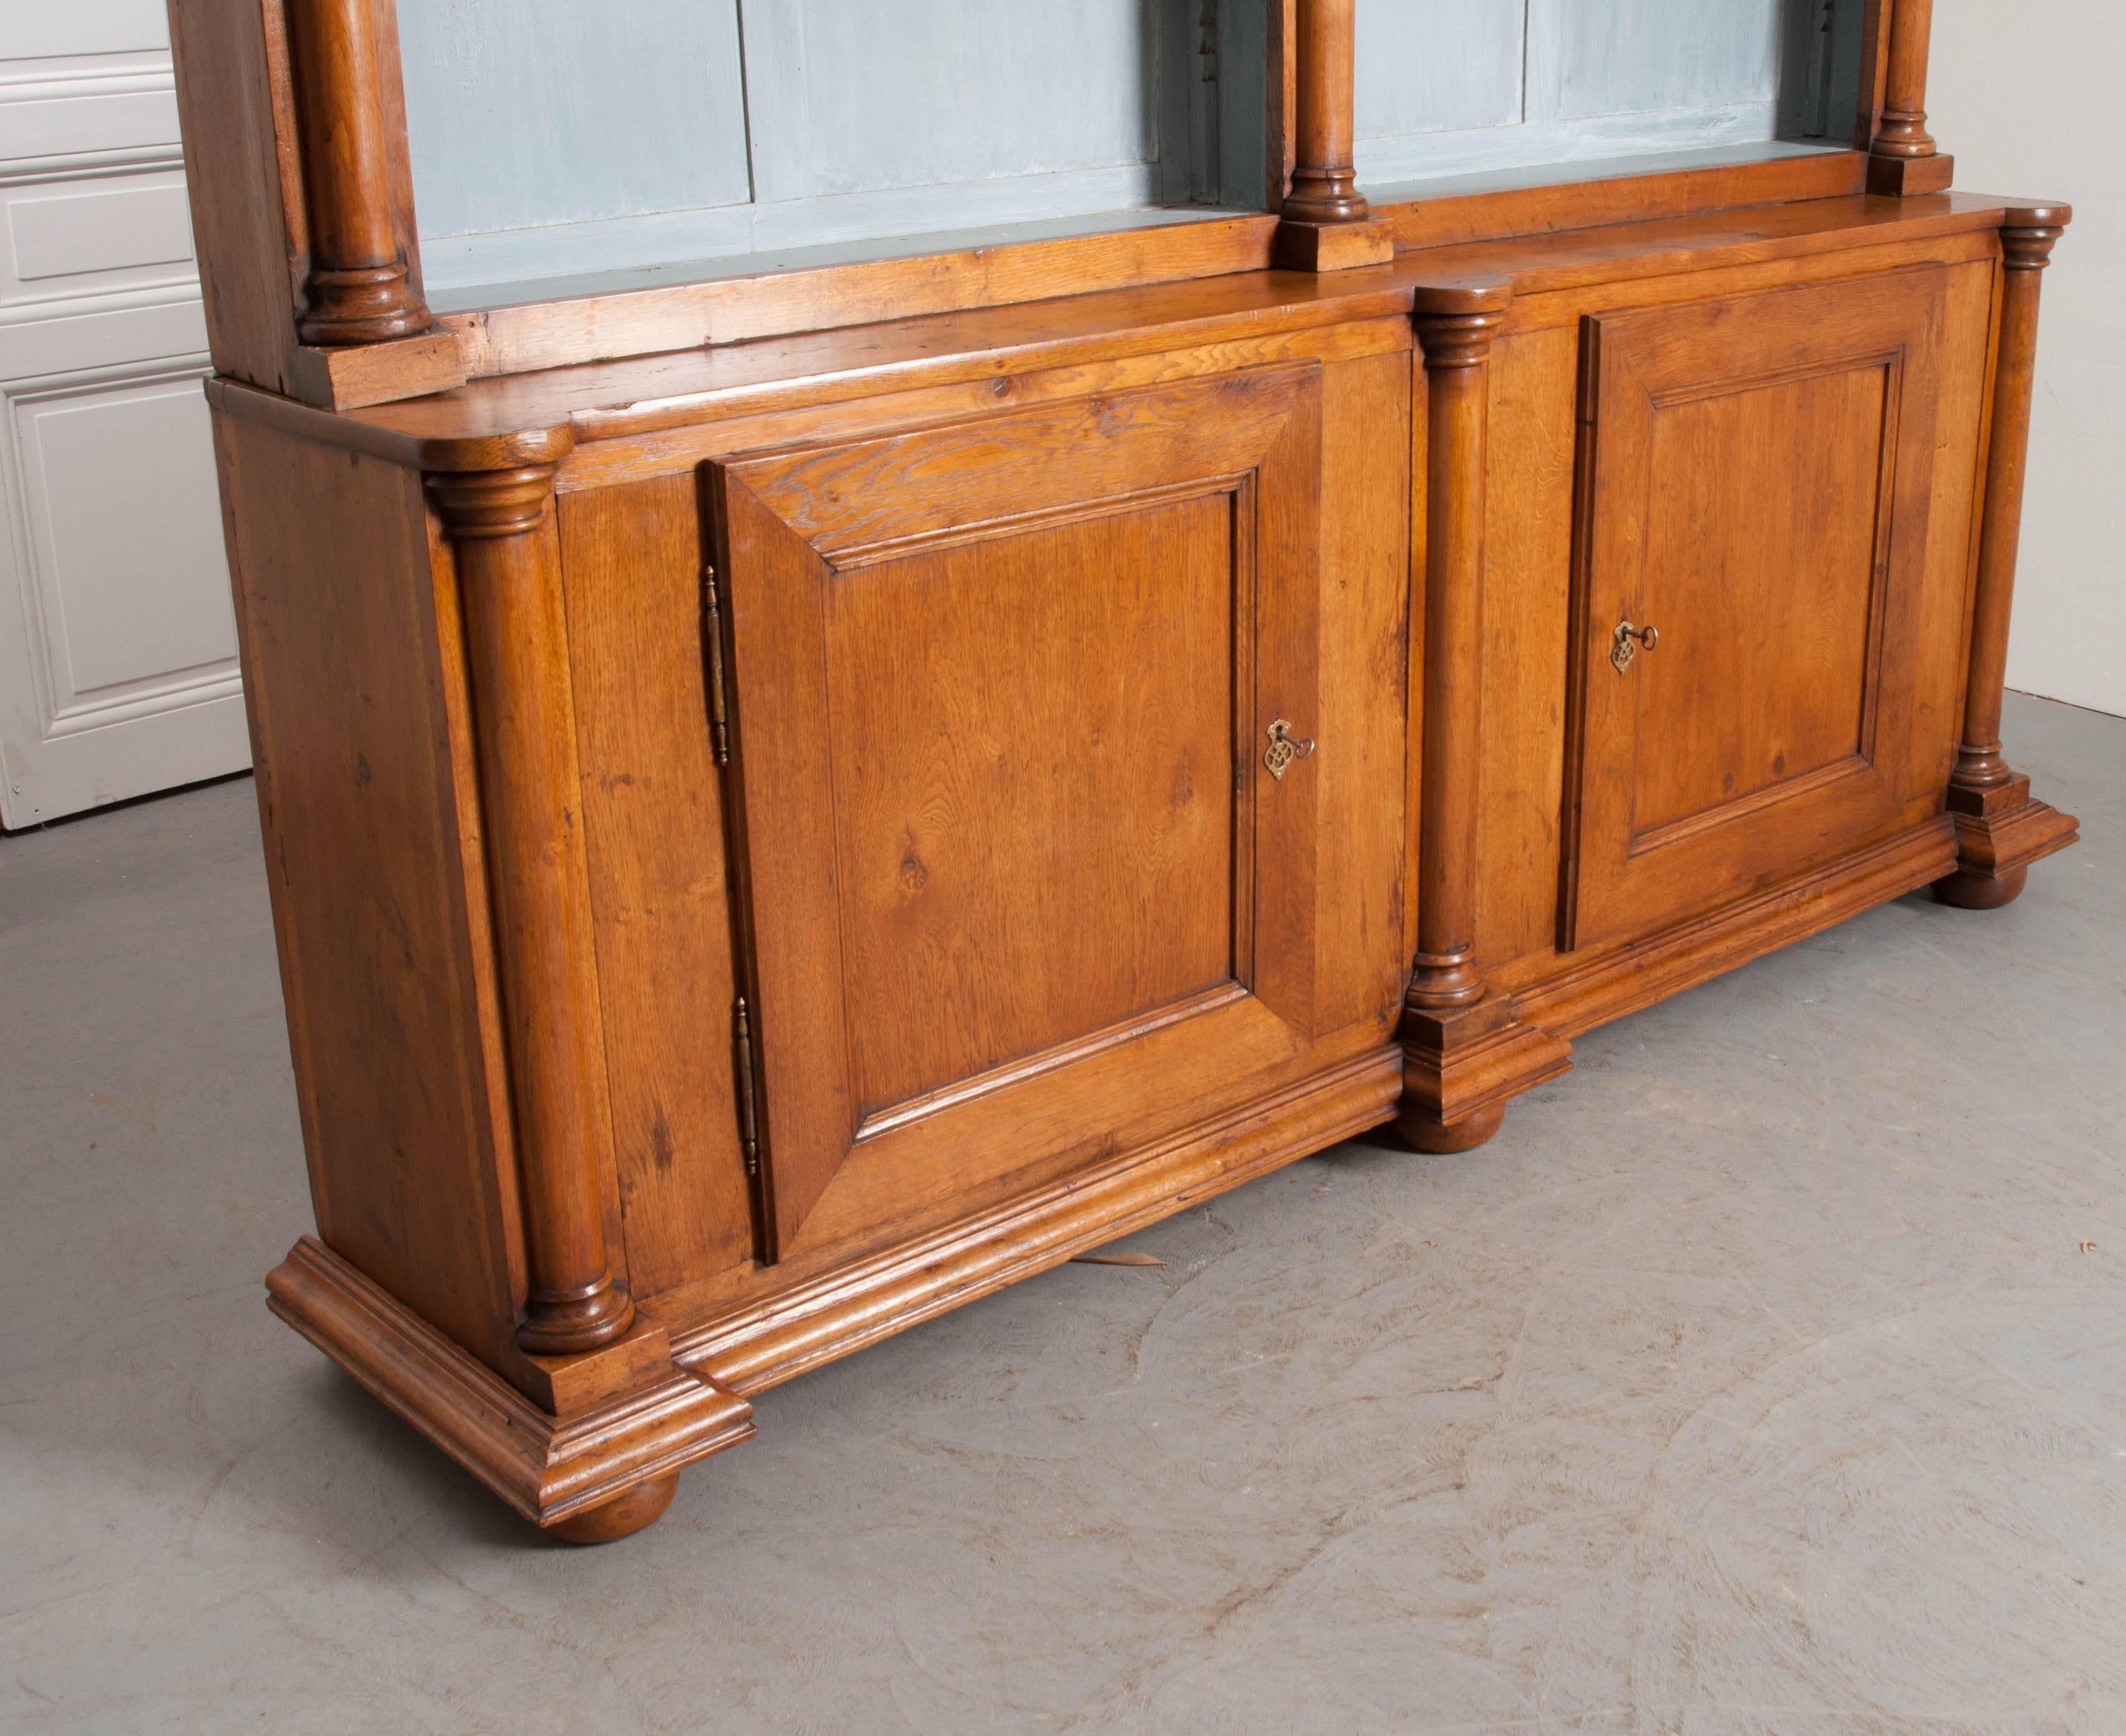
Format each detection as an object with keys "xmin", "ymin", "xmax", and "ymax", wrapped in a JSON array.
[{"xmin": 1, "ymin": 690, "xmax": 2120, "ymax": 1735}]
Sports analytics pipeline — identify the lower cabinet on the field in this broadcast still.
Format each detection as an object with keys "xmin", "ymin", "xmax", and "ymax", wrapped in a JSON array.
[
  {"xmin": 1563, "ymin": 268, "xmax": 1951, "ymax": 950},
  {"xmin": 228, "ymin": 195, "xmax": 2072, "ymax": 1540}
]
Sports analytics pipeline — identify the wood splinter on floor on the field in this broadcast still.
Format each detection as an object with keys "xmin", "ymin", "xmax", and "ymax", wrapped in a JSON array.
[{"xmin": 1071, "ymin": 1251, "xmax": 1166, "ymax": 1267}]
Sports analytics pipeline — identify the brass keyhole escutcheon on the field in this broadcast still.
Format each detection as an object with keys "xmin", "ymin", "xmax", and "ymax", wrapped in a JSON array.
[
  {"xmin": 1610, "ymin": 619, "xmax": 1660, "ymax": 673},
  {"xmin": 1264, "ymin": 718, "xmax": 1316, "ymax": 781}
]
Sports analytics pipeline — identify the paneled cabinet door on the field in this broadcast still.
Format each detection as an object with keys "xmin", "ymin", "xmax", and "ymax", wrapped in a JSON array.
[
  {"xmin": 1562, "ymin": 267, "xmax": 1948, "ymax": 952},
  {"xmin": 708, "ymin": 369, "xmax": 1326, "ymax": 1261}
]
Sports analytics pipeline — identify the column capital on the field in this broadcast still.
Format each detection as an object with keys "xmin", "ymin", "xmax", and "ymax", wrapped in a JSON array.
[
  {"xmin": 1411, "ymin": 282, "xmax": 1514, "ymax": 369},
  {"xmin": 2001, "ymin": 212, "xmax": 2071, "ymax": 271},
  {"xmin": 427, "ymin": 465, "xmax": 561, "ymax": 539}
]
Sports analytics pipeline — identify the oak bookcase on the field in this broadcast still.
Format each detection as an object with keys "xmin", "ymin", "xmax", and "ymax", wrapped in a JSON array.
[{"xmin": 168, "ymin": 0, "xmax": 2076, "ymax": 1540}]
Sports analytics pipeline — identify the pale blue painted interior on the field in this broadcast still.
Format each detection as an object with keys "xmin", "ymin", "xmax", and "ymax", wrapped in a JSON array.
[
  {"xmin": 1354, "ymin": 0, "xmax": 1853, "ymax": 187},
  {"xmin": 397, "ymin": 0, "xmax": 753, "ymax": 240},
  {"xmin": 742, "ymin": 1, "xmax": 1162, "ymax": 201},
  {"xmin": 402, "ymin": 0, "xmax": 1259, "ymax": 297},
  {"xmin": 1357, "ymin": 0, "xmax": 1525, "ymax": 142},
  {"xmin": 400, "ymin": 0, "xmax": 1861, "ymax": 301},
  {"xmin": 1553, "ymin": 0, "xmax": 1781, "ymax": 120}
]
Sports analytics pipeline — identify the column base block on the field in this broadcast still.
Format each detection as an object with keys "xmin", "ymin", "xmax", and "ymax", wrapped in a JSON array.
[
  {"xmin": 1867, "ymin": 153, "xmax": 1955, "ymax": 196},
  {"xmin": 285, "ymin": 329, "xmax": 469, "ymax": 412},
  {"xmin": 1396, "ymin": 996, "xmax": 1572, "ymax": 1153},
  {"xmin": 1935, "ymin": 774, "xmax": 2079, "ymax": 909},
  {"xmin": 1273, "ymin": 216, "xmax": 1396, "ymax": 272}
]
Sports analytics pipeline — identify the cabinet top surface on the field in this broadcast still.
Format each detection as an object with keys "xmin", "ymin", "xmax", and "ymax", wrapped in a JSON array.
[{"xmin": 209, "ymin": 193, "xmax": 2052, "ymax": 474}]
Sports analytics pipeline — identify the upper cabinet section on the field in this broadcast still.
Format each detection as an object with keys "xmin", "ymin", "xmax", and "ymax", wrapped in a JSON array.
[
  {"xmin": 397, "ymin": 0, "xmax": 1269, "ymax": 304},
  {"xmin": 1355, "ymin": 0, "xmax": 1867, "ymax": 189}
]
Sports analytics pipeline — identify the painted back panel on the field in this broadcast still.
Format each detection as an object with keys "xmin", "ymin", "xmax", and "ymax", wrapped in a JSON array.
[
  {"xmin": 398, "ymin": 0, "xmax": 1267, "ymax": 295},
  {"xmin": 1555, "ymin": 0, "xmax": 1781, "ymax": 120},
  {"xmin": 397, "ymin": 0, "xmax": 753, "ymax": 240},
  {"xmin": 744, "ymin": 0, "xmax": 1164, "ymax": 201},
  {"xmin": 1357, "ymin": 0, "xmax": 1857, "ymax": 186},
  {"xmin": 1357, "ymin": 0, "xmax": 1524, "ymax": 142}
]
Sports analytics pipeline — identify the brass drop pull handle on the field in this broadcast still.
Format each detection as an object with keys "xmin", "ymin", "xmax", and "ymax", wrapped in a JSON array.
[
  {"xmin": 1264, "ymin": 718, "xmax": 1316, "ymax": 781},
  {"xmin": 1610, "ymin": 619, "xmax": 1660, "ymax": 673}
]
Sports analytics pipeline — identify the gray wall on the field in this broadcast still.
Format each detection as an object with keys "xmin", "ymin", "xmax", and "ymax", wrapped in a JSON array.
[{"xmin": 1931, "ymin": 5, "xmax": 2126, "ymax": 717}]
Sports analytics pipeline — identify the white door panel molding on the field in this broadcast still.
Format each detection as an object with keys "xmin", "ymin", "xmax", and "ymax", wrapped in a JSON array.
[{"xmin": 0, "ymin": 15, "xmax": 242, "ymax": 827}]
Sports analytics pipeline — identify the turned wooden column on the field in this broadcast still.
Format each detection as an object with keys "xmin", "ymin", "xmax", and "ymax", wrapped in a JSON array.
[
  {"xmin": 1865, "ymin": 0, "xmax": 1953, "ymax": 195},
  {"xmin": 284, "ymin": 0, "xmax": 432, "ymax": 343},
  {"xmin": 1396, "ymin": 284, "xmax": 1570, "ymax": 1154},
  {"xmin": 1284, "ymin": 0, "xmax": 1364, "ymax": 224},
  {"xmin": 1934, "ymin": 210, "xmax": 2080, "ymax": 909},
  {"xmin": 1273, "ymin": 0, "xmax": 1393, "ymax": 270},
  {"xmin": 428, "ymin": 465, "xmax": 633, "ymax": 1354},
  {"xmin": 1406, "ymin": 294, "xmax": 1503, "ymax": 1021}
]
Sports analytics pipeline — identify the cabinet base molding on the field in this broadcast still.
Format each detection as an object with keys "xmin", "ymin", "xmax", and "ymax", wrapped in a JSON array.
[
  {"xmin": 264, "ymin": 1048, "xmax": 1400, "ymax": 1536},
  {"xmin": 668, "ymin": 1046, "xmax": 1404, "ymax": 1396},
  {"xmin": 1520, "ymin": 817, "xmax": 1961, "ymax": 1040},
  {"xmin": 1935, "ymin": 774, "xmax": 2079, "ymax": 909},
  {"xmin": 266, "ymin": 1237, "xmax": 756, "ymax": 1536}
]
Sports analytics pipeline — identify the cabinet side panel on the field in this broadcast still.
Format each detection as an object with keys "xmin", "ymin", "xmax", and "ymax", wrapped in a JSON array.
[
  {"xmin": 1316, "ymin": 350, "xmax": 1413, "ymax": 1036},
  {"xmin": 168, "ymin": 0, "xmax": 299, "ymax": 393},
  {"xmin": 557, "ymin": 476, "xmax": 755, "ymax": 1300},
  {"xmin": 1475, "ymin": 325, "xmax": 1582, "ymax": 977},
  {"xmin": 1902, "ymin": 257, "xmax": 1998, "ymax": 810},
  {"xmin": 215, "ymin": 412, "xmax": 519, "ymax": 1372}
]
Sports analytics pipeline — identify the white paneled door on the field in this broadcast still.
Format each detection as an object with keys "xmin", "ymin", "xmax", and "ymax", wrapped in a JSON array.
[{"xmin": 0, "ymin": 5, "xmax": 245, "ymax": 829}]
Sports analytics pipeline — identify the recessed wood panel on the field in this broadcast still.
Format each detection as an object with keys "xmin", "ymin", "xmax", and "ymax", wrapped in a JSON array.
[
  {"xmin": 1633, "ymin": 361, "xmax": 1888, "ymax": 839},
  {"xmin": 1563, "ymin": 268, "xmax": 1947, "ymax": 952},
  {"xmin": 712, "ymin": 369, "xmax": 1328, "ymax": 1260},
  {"xmin": 827, "ymin": 495, "xmax": 1237, "ymax": 1119}
]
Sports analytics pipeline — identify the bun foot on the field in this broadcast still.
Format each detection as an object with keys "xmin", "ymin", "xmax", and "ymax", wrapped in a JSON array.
[
  {"xmin": 1396, "ymin": 1102, "xmax": 1505, "ymax": 1154},
  {"xmin": 1932, "ymin": 863, "xmax": 2027, "ymax": 910},
  {"xmin": 544, "ymin": 1471, "xmax": 679, "ymax": 1545}
]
